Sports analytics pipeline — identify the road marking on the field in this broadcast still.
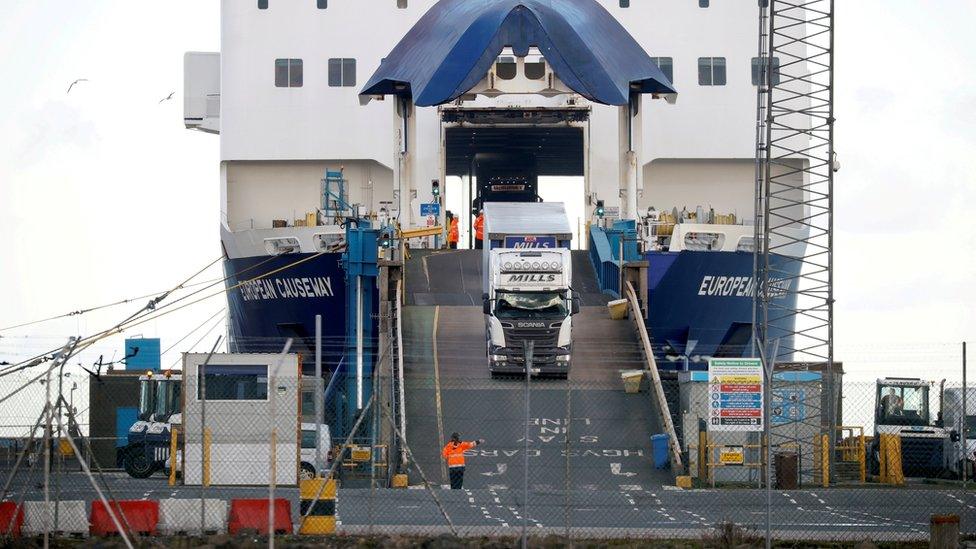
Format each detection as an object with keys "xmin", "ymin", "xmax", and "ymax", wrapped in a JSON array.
[
  {"xmin": 610, "ymin": 463, "xmax": 637, "ymax": 477},
  {"xmin": 433, "ymin": 305, "xmax": 447, "ymax": 483},
  {"xmin": 422, "ymin": 255, "xmax": 431, "ymax": 290}
]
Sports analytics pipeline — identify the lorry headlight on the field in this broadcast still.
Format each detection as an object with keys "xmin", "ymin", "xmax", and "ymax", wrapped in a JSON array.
[
  {"xmin": 491, "ymin": 355, "xmax": 508, "ymax": 362},
  {"xmin": 541, "ymin": 262, "xmax": 550, "ymax": 270},
  {"xmin": 556, "ymin": 355, "xmax": 570, "ymax": 362},
  {"xmin": 504, "ymin": 262, "xmax": 513, "ymax": 270},
  {"xmin": 147, "ymin": 423, "xmax": 166, "ymax": 434},
  {"xmin": 532, "ymin": 262, "xmax": 540, "ymax": 270}
]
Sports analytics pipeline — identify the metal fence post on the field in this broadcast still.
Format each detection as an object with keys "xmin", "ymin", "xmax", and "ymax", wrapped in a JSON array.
[
  {"xmin": 523, "ymin": 340, "xmax": 534, "ymax": 549},
  {"xmin": 315, "ymin": 315, "xmax": 324, "ymax": 476},
  {"xmin": 963, "ymin": 341, "xmax": 969, "ymax": 534},
  {"xmin": 199, "ymin": 337, "xmax": 222, "ymax": 535}
]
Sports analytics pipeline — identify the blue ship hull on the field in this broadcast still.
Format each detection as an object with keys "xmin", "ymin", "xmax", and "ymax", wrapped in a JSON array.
[
  {"xmin": 645, "ymin": 250, "xmax": 799, "ymax": 371},
  {"xmin": 223, "ymin": 253, "xmax": 349, "ymax": 370}
]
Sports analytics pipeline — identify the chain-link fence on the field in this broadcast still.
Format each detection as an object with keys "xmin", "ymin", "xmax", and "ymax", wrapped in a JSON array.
[{"xmin": 1, "ymin": 336, "xmax": 973, "ymax": 544}]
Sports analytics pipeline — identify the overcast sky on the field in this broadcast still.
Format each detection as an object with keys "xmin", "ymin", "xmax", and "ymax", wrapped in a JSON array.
[{"xmin": 0, "ymin": 1, "xmax": 973, "ymax": 383}]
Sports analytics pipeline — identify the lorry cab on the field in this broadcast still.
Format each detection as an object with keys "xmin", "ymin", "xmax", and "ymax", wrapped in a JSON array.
[
  {"xmin": 484, "ymin": 248, "xmax": 579, "ymax": 378},
  {"xmin": 872, "ymin": 377, "xmax": 952, "ymax": 478},
  {"xmin": 122, "ymin": 370, "xmax": 182, "ymax": 478}
]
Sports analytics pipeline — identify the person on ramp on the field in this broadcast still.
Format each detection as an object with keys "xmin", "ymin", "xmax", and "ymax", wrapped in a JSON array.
[{"xmin": 442, "ymin": 432, "xmax": 484, "ymax": 489}]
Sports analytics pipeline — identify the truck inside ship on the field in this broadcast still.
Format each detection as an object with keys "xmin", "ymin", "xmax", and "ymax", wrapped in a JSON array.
[{"xmin": 443, "ymin": 106, "xmax": 587, "ymax": 249}]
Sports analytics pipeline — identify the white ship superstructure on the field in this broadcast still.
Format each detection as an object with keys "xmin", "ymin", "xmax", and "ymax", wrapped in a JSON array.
[{"xmin": 186, "ymin": 1, "xmax": 792, "ymax": 245}]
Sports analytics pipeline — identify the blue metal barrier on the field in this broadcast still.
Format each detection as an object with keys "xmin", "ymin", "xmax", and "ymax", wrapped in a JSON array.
[
  {"xmin": 589, "ymin": 221, "xmax": 641, "ymax": 298},
  {"xmin": 589, "ymin": 226, "xmax": 622, "ymax": 298}
]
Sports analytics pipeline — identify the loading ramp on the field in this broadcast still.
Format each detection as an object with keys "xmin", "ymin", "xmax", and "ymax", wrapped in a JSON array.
[{"xmin": 399, "ymin": 250, "xmax": 675, "ymax": 491}]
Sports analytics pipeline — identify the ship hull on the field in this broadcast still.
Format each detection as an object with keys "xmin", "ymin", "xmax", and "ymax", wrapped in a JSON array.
[
  {"xmin": 645, "ymin": 250, "xmax": 799, "ymax": 370},
  {"xmin": 223, "ymin": 252, "xmax": 348, "ymax": 369}
]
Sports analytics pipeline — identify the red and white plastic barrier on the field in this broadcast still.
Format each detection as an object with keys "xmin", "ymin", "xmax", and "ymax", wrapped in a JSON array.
[{"xmin": 228, "ymin": 498, "xmax": 292, "ymax": 535}]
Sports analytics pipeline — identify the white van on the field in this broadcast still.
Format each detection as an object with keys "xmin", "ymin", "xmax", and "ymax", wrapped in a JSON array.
[{"xmin": 299, "ymin": 422, "xmax": 332, "ymax": 480}]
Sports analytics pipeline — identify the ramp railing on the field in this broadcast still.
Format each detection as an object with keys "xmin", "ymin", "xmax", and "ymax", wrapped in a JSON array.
[
  {"xmin": 393, "ymin": 279, "xmax": 407, "ymax": 468},
  {"xmin": 624, "ymin": 280, "xmax": 683, "ymax": 471}
]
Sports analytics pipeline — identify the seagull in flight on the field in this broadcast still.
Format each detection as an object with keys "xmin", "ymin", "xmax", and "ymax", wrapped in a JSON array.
[
  {"xmin": 66, "ymin": 78, "xmax": 88, "ymax": 94},
  {"xmin": 159, "ymin": 91, "xmax": 175, "ymax": 104}
]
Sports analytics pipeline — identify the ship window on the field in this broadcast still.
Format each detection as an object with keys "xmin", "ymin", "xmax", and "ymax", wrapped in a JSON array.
[
  {"xmin": 397, "ymin": 0, "xmax": 408, "ymax": 7},
  {"xmin": 496, "ymin": 57, "xmax": 517, "ymax": 80},
  {"xmin": 258, "ymin": 0, "xmax": 268, "ymax": 9},
  {"xmin": 197, "ymin": 364, "xmax": 268, "ymax": 401},
  {"xmin": 759, "ymin": 0, "xmax": 769, "ymax": 6},
  {"xmin": 275, "ymin": 59, "xmax": 303, "ymax": 88},
  {"xmin": 525, "ymin": 60, "xmax": 546, "ymax": 80},
  {"xmin": 699, "ymin": 0, "xmax": 710, "ymax": 7},
  {"xmin": 736, "ymin": 236, "xmax": 756, "ymax": 253},
  {"xmin": 751, "ymin": 57, "xmax": 781, "ymax": 86},
  {"xmin": 317, "ymin": 0, "xmax": 327, "ymax": 8},
  {"xmin": 683, "ymin": 232, "xmax": 726, "ymax": 251},
  {"xmin": 619, "ymin": 0, "xmax": 630, "ymax": 7},
  {"xmin": 328, "ymin": 58, "xmax": 357, "ymax": 87},
  {"xmin": 650, "ymin": 57, "xmax": 674, "ymax": 83},
  {"xmin": 698, "ymin": 57, "xmax": 726, "ymax": 86}
]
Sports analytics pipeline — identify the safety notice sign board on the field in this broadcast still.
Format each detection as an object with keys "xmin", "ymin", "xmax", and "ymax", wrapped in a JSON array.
[
  {"xmin": 719, "ymin": 445, "xmax": 745, "ymax": 466},
  {"xmin": 708, "ymin": 358, "xmax": 763, "ymax": 432}
]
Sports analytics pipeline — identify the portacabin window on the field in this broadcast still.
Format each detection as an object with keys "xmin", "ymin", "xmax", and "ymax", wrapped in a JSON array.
[
  {"xmin": 650, "ymin": 57, "xmax": 674, "ymax": 83},
  {"xmin": 328, "ymin": 58, "xmax": 357, "ymax": 87},
  {"xmin": 275, "ymin": 59, "xmax": 303, "ymax": 88},
  {"xmin": 698, "ymin": 57, "xmax": 726, "ymax": 86},
  {"xmin": 197, "ymin": 364, "xmax": 269, "ymax": 401},
  {"xmin": 258, "ymin": 0, "xmax": 268, "ymax": 9},
  {"xmin": 751, "ymin": 57, "xmax": 781, "ymax": 86}
]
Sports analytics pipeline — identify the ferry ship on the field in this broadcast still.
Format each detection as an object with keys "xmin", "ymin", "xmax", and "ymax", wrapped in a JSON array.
[{"xmin": 184, "ymin": 0, "xmax": 802, "ymax": 371}]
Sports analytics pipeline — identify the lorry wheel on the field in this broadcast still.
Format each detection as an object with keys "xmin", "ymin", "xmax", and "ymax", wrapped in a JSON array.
[
  {"xmin": 300, "ymin": 462, "xmax": 316, "ymax": 481},
  {"xmin": 123, "ymin": 449, "xmax": 156, "ymax": 479}
]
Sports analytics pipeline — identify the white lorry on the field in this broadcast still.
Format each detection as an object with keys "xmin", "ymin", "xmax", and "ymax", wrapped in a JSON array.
[{"xmin": 481, "ymin": 202, "xmax": 579, "ymax": 378}]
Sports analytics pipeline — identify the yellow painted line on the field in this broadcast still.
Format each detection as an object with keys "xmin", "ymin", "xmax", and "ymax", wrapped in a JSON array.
[{"xmin": 433, "ymin": 305, "xmax": 447, "ymax": 483}]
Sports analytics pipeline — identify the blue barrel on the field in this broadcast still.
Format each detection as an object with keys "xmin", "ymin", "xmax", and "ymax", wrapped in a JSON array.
[{"xmin": 651, "ymin": 434, "xmax": 670, "ymax": 469}]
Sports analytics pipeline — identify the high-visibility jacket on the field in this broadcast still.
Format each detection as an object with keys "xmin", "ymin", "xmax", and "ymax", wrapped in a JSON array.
[
  {"xmin": 442, "ymin": 441, "xmax": 476, "ymax": 468},
  {"xmin": 448, "ymin": 218, "xmax": 459, "ymax": 243},
  {"xmin": 474, "ymin": 214, "xmax": 485, "ymax": 241}
]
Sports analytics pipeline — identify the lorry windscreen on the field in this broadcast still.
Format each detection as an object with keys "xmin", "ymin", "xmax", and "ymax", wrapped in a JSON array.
[
  {"xmin": 495, "ymin": 291, "xmax": 567, "ymax": 319},
  {"xmin": 138, "ymin": 380, "xmax": 154, "ymax": 421},
  {"xmin": 154, "ymin": 380, "xmax": 181, "ymax": 419}
]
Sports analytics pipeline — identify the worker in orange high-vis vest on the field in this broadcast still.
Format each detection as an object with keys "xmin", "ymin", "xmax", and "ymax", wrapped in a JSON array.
[
  {"xmin": 473, "ymin": 210, "xmax": 485, "ymax": 249},
  {"xmin": 442, "ymin": 432, "xmax": 484, "ymax": 489},
  {"xmin": 447, "ymin": 211, "xmax": 459, "ymax": 249}
]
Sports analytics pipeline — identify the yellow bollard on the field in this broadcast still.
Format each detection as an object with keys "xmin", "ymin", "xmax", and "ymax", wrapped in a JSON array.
[
  {"xmin": 821, "ymin": 434, "xmax": 829, "ymax": 488},
  {"xmin": 878, "ymin": 434, "xmax": 889, "ymax": 483},
  {"xmin": 858, "ymin": 433, "xmax": 866, "ymax": 484},
  {"xmin": 169, "ymin": 427, "xmax": 178, "ymax": 486},
  {"xmin": 299, "ymin": 478, "xmax": 337, "ymax": 534},
  {"xmin": 203, "ymin": 428, "xmax": 212, "ymax": 487},
  {"xmin": 887, "ymin": 435, "xmax": 904, "ymax": 485},
  {"xmin": 698, "ymin": 431, "xmax": 707, "ymax": 481}
]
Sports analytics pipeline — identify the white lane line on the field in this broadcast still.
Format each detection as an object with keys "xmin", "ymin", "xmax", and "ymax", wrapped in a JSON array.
[{"xmin": 432, "ymin": 305, "xmax": 447, "ymax": 484}]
